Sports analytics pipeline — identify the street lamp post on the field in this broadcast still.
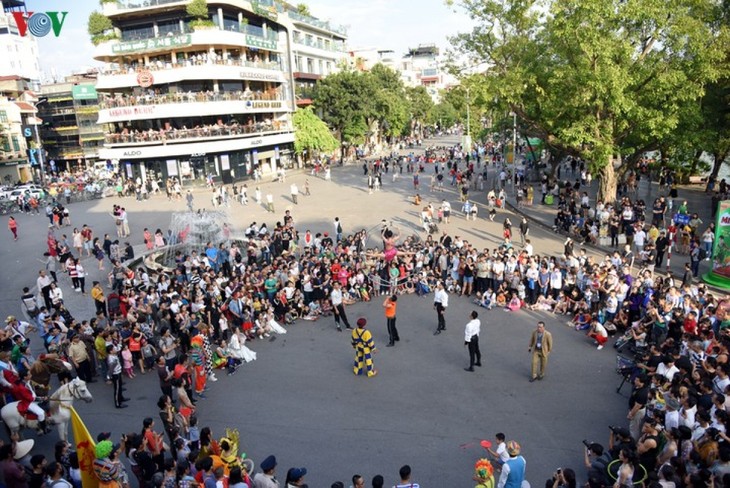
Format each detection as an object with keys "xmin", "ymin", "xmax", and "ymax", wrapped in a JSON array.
[
  {"xmin": 32, "ymin": 98, "xmax": 48, "ymax": 185},
  {"xmin": 509, "ymin": 111, "xmax": 517, "ymax": 163}
]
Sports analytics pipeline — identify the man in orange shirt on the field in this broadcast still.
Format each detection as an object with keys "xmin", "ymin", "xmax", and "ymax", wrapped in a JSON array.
[{"xmin": 383, "ymin": 295, "xmax": 400, "ymax": 347}]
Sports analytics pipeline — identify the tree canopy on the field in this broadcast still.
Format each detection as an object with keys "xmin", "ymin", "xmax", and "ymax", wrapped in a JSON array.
[
  {"xmin": 451, "ymin": 0, "xmax": 729, "ymax": 201},
  {"xmin": 313, "ymin": 65, "xmax": 439, "ymax": 153},
  {"xmin": 292, "ymin": 106, "xmax": 339, "ymax": 161}
]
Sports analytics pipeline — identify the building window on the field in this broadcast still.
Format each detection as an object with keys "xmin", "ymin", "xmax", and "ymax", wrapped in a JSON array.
[
  {"xmin": 0, "ymin": 110, "xmax": 7, "ymax": 123},
  {"xmin": 11, "ymin": 136, "xmax": 20, "ymax": 151},
  {"xmin": 318, "ymin": 59, "xmax": 323, "ymax": 74}
]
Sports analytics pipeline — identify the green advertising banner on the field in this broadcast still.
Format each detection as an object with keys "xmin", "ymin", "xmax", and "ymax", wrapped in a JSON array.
[
  {"xmin": 705, "ymin": 199, "xmax": 730, "ymax": 289},
  {"xmin": 71, "ymin": 85, "xmax": 97, "ymax": 100}
]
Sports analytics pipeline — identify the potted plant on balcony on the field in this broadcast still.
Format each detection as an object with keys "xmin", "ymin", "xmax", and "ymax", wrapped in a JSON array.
[
  {"xmin": 187, "ymin": 0, "xmax": 216, "ymax": 30},
  {"xmin": 87, "ymin": 11, "xmax": 119, "ymax": 45}
]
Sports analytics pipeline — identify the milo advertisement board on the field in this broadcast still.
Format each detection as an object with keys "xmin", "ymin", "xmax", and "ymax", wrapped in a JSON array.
[{"xmin": 705, "ymin": 200, "xmax": 730, "ymax": 289}]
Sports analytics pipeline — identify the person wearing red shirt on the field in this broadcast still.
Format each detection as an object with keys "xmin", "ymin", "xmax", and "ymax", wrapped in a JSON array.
[
  {"xmin": 11, "ymin": 370, "xmax": 48, "ymax": 432},
  {"xmin": 683, "ymin": 311, "xmax": 699, "ymax": 336}
]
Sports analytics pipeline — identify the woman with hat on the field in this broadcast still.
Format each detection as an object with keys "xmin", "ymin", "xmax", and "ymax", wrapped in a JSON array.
[
  {"xmin": 351, "ymin": 318, "xmax": 377, "ymax": 378},
  {"xmin": 497, "ymin": 441, "xmax": 526, "ymax": 488}
]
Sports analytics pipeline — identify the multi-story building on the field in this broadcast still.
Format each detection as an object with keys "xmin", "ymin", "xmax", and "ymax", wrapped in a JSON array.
[
  {"xmin": 400, "ymin": 44, "xmax": 456, "ymax": 103},
  {"xmin": 0, "ymin": 0, "xmax": 43, "ymax": 183},
  {"xmin": 286, "ymin": 8, "xmax": 347, "ymax": 107},
  {"xmin": 93, "ymin": 0, "xmax": 347, "ymax": 184},
  {"xmin": 348, "ymin": 47, "xmax": 398, "ymax": 72},
  {"xmin": 38, "ymin": 73, "xmax": 104, "ymax": 173},
  {"xmin": 0, "ymin": 75, "xmax": 40, "ymax": 183},
  {"xmin": 0, "ymin": 0, "xmax": 41, "ymax": 91},
  {"xmin": 347, "ymin": 44, "xmax": 456, "ymax": 103}
]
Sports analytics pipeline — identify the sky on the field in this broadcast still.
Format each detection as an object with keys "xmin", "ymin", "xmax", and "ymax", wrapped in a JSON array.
[{"xmin": 23, "ymin": 0, "xmax": 476, "ymax": 80}]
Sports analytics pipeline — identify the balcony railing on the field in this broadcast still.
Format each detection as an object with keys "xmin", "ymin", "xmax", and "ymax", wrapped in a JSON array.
[
  {"xmin": 117, "ymin": 23, "xmax": 277, "ymax": 43},
  {"xmin": 289, "ymin": 12, "xmax": 347, "ymax": 36},
  {"xmin": 105, "ymin": 122, "xmax": 291, "ymax": 145},
  {"xmin": 292, "ymin": 37, "xmax": 345, "ymax": 52},
  {"xmin": 99, "ymin": 90, "xmax": 284, "ymax": 109},
  {"xmin": 100, "ymin": 56, "xmax": 282, "ymax": 76}
]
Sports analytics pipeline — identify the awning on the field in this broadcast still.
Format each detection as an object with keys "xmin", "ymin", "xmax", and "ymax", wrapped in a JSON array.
[{"xmin": 14, "ymin": 101, "xmax": 37, "ymax": 113}]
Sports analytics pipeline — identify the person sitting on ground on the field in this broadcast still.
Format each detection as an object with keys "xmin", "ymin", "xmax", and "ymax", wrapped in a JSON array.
[{"xmin": 571, "ymin": 309, "xmax": 593, "ymax": 330}]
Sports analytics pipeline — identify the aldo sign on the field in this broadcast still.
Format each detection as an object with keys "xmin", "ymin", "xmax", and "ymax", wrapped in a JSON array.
[{"xmin": 11, "ymin": 11, "xmax": 69, "ymax": 37}]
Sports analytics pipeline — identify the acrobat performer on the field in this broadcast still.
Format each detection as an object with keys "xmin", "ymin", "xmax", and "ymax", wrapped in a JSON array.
[{"xmin": 366, "ymin": 225, "xmax": 416, "ymax": 263}]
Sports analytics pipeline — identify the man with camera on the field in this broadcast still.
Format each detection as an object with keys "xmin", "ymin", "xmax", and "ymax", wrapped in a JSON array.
[
  {"xmin": 607, "ymin": 426, "xmax": 635, "ymax": 458},
  {"xmin": 583, "ymin": 442, "xmax": 612, "ymax": 486}
]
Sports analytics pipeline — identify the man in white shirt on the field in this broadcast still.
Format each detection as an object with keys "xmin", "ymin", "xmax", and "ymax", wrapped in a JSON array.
[
  {"xmin": 330, "ymin": 282, "xmax": 351, "ymax": 331},
  {"xmin": 37, "ymin": 270, "xmax": 53, "ymax": 310},
  {"xmin": 656, "ymin": 356, "xmax": 679, "ymax": 381},
  {"xmin": 433, "ymin": 281, "xmax": 449, "ymax": 335},
  {"xmin": 634, "ymin": 225, "xmax": 646, "ymax": 254},
  {"xmin": 289, "ymin": 183, "xmax": 298, "ymax": 205},
  {"xmin": 464, "ymin": 311, "xmax": 482, "ymax": 372}
]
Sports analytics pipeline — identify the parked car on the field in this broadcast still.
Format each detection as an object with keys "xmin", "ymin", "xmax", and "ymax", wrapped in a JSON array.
[{"xmin": 6, "ymin": 188, "xmax": 43, "ymax": 201}]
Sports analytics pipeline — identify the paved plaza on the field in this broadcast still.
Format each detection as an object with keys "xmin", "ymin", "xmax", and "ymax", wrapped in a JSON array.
[{"xmin": 1, "ymin": 135, "xmax": 639, "ymax": 486}]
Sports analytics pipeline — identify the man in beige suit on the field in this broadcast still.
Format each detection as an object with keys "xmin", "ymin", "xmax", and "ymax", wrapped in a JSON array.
[{"xmin": 528, "ymin": 321, "xmax": 553, "ymax": 382}]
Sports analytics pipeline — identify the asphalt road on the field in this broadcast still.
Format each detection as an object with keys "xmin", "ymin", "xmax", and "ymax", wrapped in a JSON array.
[{"xmin": 0, "ymin": 135, "xmax": 630, "ymax": 487}]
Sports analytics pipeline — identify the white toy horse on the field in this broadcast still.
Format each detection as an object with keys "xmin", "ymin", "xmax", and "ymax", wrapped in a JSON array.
[{"xmin": 1, "ymin": 378, "xmax": 93, "ymax": 441}]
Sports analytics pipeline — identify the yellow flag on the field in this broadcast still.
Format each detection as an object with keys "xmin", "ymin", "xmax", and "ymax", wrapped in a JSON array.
[{"xmin": 70, "ymin": 407, "xmax": 98, "ymax": 488}]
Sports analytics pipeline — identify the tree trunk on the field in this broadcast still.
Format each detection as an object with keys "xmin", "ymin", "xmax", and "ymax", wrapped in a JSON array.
[
  {"xmin": 340, "ymin": 132, "xmax": 345, "ymax": 164},
  {"xmin": 688, "ymin": 149, "xmax": 703, "ymax": 176},
  {"xmin": 710, "ymin": 152, "xmax": 728, "ymax": 179},
  {"xmin": 597, "ymin": 157, "xmax": 619, "ymax": 204}
]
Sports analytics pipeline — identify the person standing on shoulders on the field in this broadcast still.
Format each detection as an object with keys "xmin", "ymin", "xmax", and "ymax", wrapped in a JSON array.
[
  {"xmin": 497, "ymin": 441, "xmax": 526, "ymax": 488},
  {"xmin": 433, "ymin": 281, "xmax": 449, "ymax": 335},
  {"xmin": 464, "ymin": 311, "xmax": 482, "ymax": 372},
  {"xmin": 383, "ymin": 295, "xmax": 399, "ymax": 347},
  {"xmin": 528, "ymin": 321, "xmax": 552, "ymax": 382}
]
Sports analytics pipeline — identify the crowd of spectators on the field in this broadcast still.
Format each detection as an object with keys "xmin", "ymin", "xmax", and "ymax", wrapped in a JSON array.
[{"xmin": 2, "ymin": 139, "xmax": 730, "ymax": 488}]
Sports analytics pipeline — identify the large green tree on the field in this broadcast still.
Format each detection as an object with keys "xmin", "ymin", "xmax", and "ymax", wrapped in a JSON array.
[
  {"xmin": 452, "ymin": 0, "xmax": 729, "ymax": 202},
  {"xmin": 292, "ymin": 106, "xmax": 339, "ymax": 164},
  {"xmin": 368, "ymin": 64, "xmax": 410, "ymax": 139},
  {"xmin": 313, "ymin": 69, "xmax": 376, "ymax": 161},
  {"xmin": 406, "ymin": 86, "xmax": 435, "ymax": 137}
]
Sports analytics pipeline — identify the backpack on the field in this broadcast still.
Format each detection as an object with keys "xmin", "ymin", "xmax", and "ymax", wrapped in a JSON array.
[{"xmin": 699, "ymin": 248, "xmax": 708, "ymax": 260}]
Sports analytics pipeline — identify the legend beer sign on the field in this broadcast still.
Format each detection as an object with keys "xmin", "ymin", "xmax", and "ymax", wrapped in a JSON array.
[{"xmin": 11, "ymin": 11, "xmax": 68, "ymax": 37}]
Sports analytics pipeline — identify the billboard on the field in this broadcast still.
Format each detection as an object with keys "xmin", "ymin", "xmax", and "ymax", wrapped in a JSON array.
[
  {"xmin": 71, "ymin": 85, "xmax": 97, "ymax": 100},
  {"xmin": 711, "ymin": 200, "xmax": 730, "ymax": 280}
]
